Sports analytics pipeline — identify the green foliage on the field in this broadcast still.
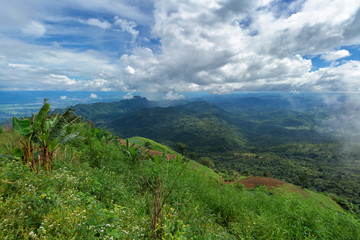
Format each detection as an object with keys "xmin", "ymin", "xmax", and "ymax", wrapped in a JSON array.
[
  {"xmin": 128, "ymin": 137, "xmax": 179, "ymax": 156},
  {"xmin": 120, "ymin": 139, "xmax": 149, "ymax": 163},
  {"xmin": 12, "ymin": 100, "xmax": 79, "ymax": 171},
  {"xmin": 298, "ymin": 172, "xmax": 309, "ymax": 189},
  {"xmin": 176, "ymin": 142, "xmax": 187, "ymax": 155},
  {"xmin": 199, "ymin": 157, "xmax": 215, "ymax": 168}
]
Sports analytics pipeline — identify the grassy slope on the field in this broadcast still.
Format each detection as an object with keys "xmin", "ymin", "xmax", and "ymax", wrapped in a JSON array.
[
  {"xmin": 128, "ymin": 136, "xmax": 223, "ymax": 182},
  {"xmin": 1, "ymin": 127, "xmax": 360, "ymax": 239},
  {"xmin": 128, "ymin": 136, "xmax": 346, "ymax": 212}
]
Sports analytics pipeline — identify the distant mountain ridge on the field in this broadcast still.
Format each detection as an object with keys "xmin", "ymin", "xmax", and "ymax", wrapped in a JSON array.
[{"xmin": 70, "ymin": 96, "xmax": 156, "ymax": 124}]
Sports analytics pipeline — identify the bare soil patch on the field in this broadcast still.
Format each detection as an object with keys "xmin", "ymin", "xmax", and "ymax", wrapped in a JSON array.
[
  {"xmin": 239, "ymin": 177, "xmax": 287, "ymax": 189},
  {"xmin": 233, "ymin": 176, "xmax": 309, "ymax": 197}
]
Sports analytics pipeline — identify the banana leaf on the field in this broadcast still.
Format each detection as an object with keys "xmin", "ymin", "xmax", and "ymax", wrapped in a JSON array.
[{"xmin": 12, "ymin": 117, "xmax": 32, "ymax": 136}]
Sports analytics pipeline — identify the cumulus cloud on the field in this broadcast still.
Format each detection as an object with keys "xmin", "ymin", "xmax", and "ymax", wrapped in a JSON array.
[
  {"xmin": 311, "ymin": 61, "xmax": 360, "ymax": 92},
  {"xmin": 85, "ymin": 18, "xmax": 111, "ymax": 29},
  {"xmin": 125, "ymin": 66, "xmax": 135, "ymax": 74},
  {"xmin": 117, "ymin": 0, "xmax": 360, "ymax": 94},
  {"xmin": 321, "ymin": 50, "xmax": 350, "ymax": 61},
  {"xmin": 89, "ymin": 93, "xmax": 98, "ymax": 99},
  {"xmin": 163, "ymin": 90, "xmax": 185, "ymax": 100},
  {"xmin": 123, "ymin": 92, "xmax": 134, "ymax": 99},
  {"xmin": 60, "ymin": 96, "xmax": 68, "ymax": 100}
]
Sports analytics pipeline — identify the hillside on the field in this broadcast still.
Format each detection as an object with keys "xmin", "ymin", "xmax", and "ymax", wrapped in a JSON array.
[
  {"xmin": 105, "ymin": 102, "xmax": 247, "ymax": 153},
  {"xmin": 51, "ymin": 96, "xmax": 360, "ymax": 206},
  {"xmin": 55, "ymin": 96, "xmax": 157, "ymax": 125},
  {"xmin": 1, "ymin": 121, "xmax": 360, "ymax": 239}
]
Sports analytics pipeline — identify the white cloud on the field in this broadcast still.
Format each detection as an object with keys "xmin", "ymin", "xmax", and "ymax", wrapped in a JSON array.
[
  {"xmin": 86, "ymin": 18, "xmax": 111, "ymax": 29},
  {"xmin": 123, "ymin": 92, "xmax": 134, "ymax": 99},
  {"xmin": 48, "ymin": 74, "xmax": 76, "ymax": 85},
  {"xmin": 0, "ymin": 35, "xmax": 124, "ymax": 91},
  {"xmin": 125, "ymin": 66, "xmax": 135, "ymax": 74},
  {"xmin": 321, "ymin": 50, "xmax": 350, "ymax": 61},
  {"xmin": 116, "ymin": 0, "xmax": 360, "ymax": 94},
  {"xmin": 22, "ymin": 21, "xmax": 46, "ymax": 37},
  {"xmin": 114, "ymin": 16, "xmax": 139, "ymax": 41},
  {"xmin": 89, "ymin": 93, "xmax": 98, "ymax": 99},
  {"xmin": 163, "ymin": 90, "xmax": 185, "ymax": 100},
  {"xmin": 311, "ymin": 61, "xmax": 360, "ymax": 92},
  {"xmin": 60, "ymin": 96, "xmax": 68, "ymax": 100}
]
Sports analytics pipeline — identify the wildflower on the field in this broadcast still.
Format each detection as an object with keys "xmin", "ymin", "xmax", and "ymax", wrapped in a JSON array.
[{"xmin": 29, "ymin": 231, "xmax": 37, "ymax": 238}]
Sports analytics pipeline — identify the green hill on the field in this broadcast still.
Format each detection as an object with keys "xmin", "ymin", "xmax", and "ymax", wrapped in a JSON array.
[
  {"xmin": 105, "ymin": 102, "xmax": 248, "ymax": 154},
  {"xmin": 1, "ymin": 121, "xmax": 360, "ymax": 239},
  {"xmin": 54, "ymin": 96, "xmax": 157, "ymax": 125}
]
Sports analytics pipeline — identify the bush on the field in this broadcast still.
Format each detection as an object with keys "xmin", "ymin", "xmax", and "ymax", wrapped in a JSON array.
[{"xmin": 199, "ymin": 157, "xmax": 215, "ymax": 168}]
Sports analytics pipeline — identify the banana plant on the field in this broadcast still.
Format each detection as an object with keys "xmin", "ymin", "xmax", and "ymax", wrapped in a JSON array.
[
  {"xmin": 120, "ymin": 139, "xmax": 150, "ymax": 163},
  {"xmin": 38, "ymin": 106, "xmax": 79, "ymax": 170},
  {"xmin": 12, "ymin": 101, "xmax": 51, "ymax": 170},
  {"xmin": 12, "ymin": 116, "xmax": 36, "ymax": 168},
  {"xmin": 12, "ymin": 100, "xmax": 79, "ymax": 171}
]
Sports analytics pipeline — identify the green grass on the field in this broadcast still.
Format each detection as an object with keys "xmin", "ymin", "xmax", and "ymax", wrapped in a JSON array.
[
  {"xmin": 305, "ymin": 189, "xmax": 344, "ymax": 212},
  {"xmin": 0, "ymin": 129, "xmax": 20, "ymax": 154},
  {"xmin": 127, "ymin": 136, "xmax": 179, "ymax": 155},
  {"xmin": 129, "ymin": 136, "xmax": 222, "ymax": 182}
]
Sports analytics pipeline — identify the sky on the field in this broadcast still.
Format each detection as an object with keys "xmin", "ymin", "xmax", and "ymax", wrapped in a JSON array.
[{"xmin": 0, "ymin": 0, "xmax": 360, "ymax": 100}]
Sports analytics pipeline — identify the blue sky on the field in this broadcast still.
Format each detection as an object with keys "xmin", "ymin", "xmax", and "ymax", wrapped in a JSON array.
[{"xmin": 0, "ymin": 0, "xmax": 360, "ymax": 99}]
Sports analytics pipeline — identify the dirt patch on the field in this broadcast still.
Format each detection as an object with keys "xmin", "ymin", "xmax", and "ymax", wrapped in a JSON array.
[
  {"xmin": 147, "ymin": 149, "xmax": 177, "ymax": 160},
  {"xmin": 227, "ymin": 176, "xmax": 309, "ymax": 197},
  {"xmin": 118, "ymin": 139, "xmax": 177, "ymax": 160}
]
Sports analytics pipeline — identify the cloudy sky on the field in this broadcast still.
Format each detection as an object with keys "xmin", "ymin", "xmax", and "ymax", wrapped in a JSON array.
[{"xmin": 0, "ymin": 0, "xmax": 360, "ymax": 98}]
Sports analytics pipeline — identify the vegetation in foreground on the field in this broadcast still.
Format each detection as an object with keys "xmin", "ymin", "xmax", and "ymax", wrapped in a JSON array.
[{"xmin": 1, "ymin": 105, "xmax": 360, "ymax": 239}]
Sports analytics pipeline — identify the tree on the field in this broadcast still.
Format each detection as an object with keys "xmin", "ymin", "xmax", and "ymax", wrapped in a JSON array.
[
  {"xmin": 176, "ymin": 142, "xmax": 187, "ymax": 155},
  {"xmin": 188, "ymin": 152, "xmax": 197, "ymax": 160},
  {"xmin": 298, "ymin": 172, "xmax": 309, "ymax": 189},
  {"xmin": 199, "ymin": 157, "xmax": 215, "ymax": 168}
]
